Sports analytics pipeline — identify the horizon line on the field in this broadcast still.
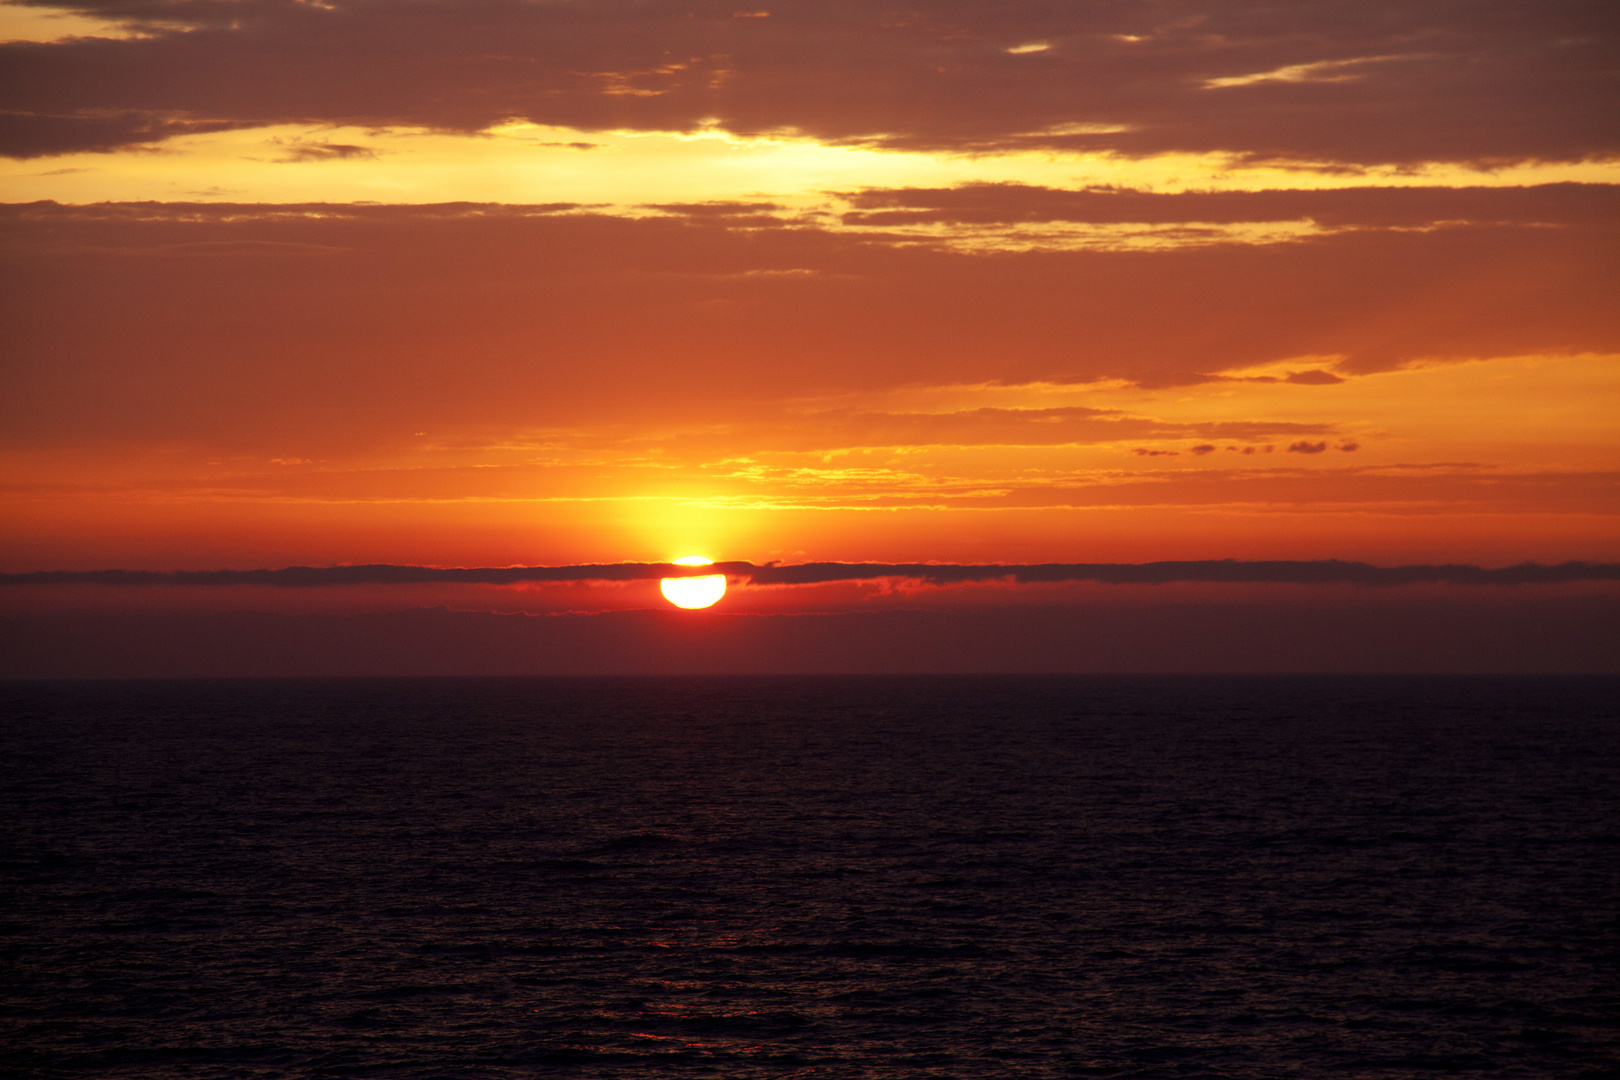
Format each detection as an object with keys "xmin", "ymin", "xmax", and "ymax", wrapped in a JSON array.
[{"xmin": 3, "ymin": 559, "xmax": 1617, "ymax": 589}]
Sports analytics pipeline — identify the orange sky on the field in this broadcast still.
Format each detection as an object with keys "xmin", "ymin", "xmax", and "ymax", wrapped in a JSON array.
[{"xmin": 1, "ymin": 0, "xmax": 1617, "ymax": 630}]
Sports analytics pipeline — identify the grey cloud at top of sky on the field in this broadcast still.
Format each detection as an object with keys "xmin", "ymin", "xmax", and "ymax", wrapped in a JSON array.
[{"xmin": 0, "ymin": 0, "xmax": 1615, "ymax": 166}]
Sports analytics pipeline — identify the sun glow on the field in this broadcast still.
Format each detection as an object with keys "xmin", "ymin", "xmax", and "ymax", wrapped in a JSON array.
[
  {"xmin": 6, "ymin": 120, "xmax": 1617, "ymax": 208},
  {"xmin": 660, "ymin": 555, "xmax": 727, "ymax": 609}
]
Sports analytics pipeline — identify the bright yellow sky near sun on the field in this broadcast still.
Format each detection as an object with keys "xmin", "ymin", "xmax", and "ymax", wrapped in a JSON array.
[
  {"xmin": 0, "ymin": 1, "xmax": 128, "ymax": 42},
  {"xmin": 4, "ymin": 350, "xmax": 1614, "ymax": 571},
  {"xmin": 7, "ymin": 120, "xmax": 1620, "ymax": 213}
]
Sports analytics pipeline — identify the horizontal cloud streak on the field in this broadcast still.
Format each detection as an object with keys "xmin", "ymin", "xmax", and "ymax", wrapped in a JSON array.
[
  {"xmin": 743, "ymin": 561, "xmax": 1620, "ymax": 587},
  {"xmin": 5, "ymin": 561, "xmax": 1617, "ymax": 589},
  {"xmin": 838, "ymin": 183, "xmax": 1620, "ymax": 229}
]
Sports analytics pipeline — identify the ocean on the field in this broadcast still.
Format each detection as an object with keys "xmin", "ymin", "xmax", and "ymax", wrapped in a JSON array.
[{"xmin": 2, "ymin": 676, "xmax": 1616, "ymax": 1078}]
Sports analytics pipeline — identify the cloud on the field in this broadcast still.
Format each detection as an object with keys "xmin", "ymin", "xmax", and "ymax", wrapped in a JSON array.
[
  {"xmin": 643, "ymin": 200, "xmax": 787, "ymax": 224},
  {"xmin": 657, "ymin": 407, "xmax": 1331, "ymax": 455},
  {"xmin": 277, "ymin": 141, "xmax": 376, "ymax": 162},
  {"xmin": 5, "ymin": 559, "xmax": 1617, "ymax": 589},
  {"xmin": 1, "ymin": 1, "xmax": 1614, "ymax": 165},
  {"xmin": 1283, "ymin": 438, "xmax": 1361, "ymax": 454},
  {"xmin": 1203, "ymin": 54, "xmax": 1425, "ymax": 90},
  {"xmin": 739, "ymin": 561, "xmax": 1620, "ymax": 588},
  {"xmin": 1285, "ymin": 369, "xmax": 1344, "ymax": 385},
  {"xmin": 152, "ymin": 239, "xmax": 352, "ymax": 256},
  {"xmin": 0, "ymin": 108, "xmax": 240, "ymax": 157},
  {"xmin": 2, "ymin": 199, "xmax": 1614, "ymax": 457},
  {"xmin": 837, "ymin": 183, "xmax": 1620, "ymax": 230}
]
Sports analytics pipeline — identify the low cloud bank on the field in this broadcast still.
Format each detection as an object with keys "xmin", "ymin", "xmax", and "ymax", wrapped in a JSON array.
[{"xmin": 5, "ymin": 560, "xmax": 1618, "ymax": 589}]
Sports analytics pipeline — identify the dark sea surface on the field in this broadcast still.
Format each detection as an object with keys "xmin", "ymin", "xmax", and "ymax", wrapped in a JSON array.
[{"xmin": 1, "ymin": 676, "xmax": 1616, "ymax": 1079}]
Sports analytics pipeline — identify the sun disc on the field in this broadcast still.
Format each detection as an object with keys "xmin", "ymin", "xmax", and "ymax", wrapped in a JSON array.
[{"xmin": 660, "ymin": 556, "xmax": 726, "ymax": 609}]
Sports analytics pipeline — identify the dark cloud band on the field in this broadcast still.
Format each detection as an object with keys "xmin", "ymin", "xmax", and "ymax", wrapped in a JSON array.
[
  {"xmin": 2, "ymin": 1, "xmax": 1614, "ymax": 165},
  {"xmin": 4, "ymin": 561, "xmax": 1616, "ymax": 588}
]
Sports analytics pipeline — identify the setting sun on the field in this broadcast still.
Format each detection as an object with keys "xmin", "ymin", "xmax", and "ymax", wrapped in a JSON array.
[{"xmin": 660, "ymin": 556, "xmax": 727, "ymax": 609}]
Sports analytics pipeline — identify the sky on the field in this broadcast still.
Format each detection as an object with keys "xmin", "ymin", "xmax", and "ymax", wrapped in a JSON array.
[{"xmin": 1, "ymin": 0, "xmax": 1616, "ymax": 672}]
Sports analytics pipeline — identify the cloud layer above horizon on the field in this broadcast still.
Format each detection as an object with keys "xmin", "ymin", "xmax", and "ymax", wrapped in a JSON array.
[{"xmin": 7, "ymin": 559, "xmax": 1617, "ymax": 589}]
